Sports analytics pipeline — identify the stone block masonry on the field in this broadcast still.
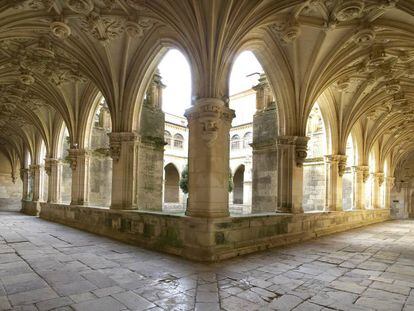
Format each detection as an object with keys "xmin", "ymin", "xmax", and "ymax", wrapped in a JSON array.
[{"xmin": 36, "ymin": 202, "xmax": 390, "ymax": 262}]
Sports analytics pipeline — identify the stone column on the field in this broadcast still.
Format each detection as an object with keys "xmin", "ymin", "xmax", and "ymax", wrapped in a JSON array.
[
  {"xmin": 29, "ymin": 164, "xmax": 41, "ymax": 201},
  {"xmin": 109, "ymin": 132, "xmax": 140, "ymax": 209},
  {"xmin": 371, "ymin": 172, "xmax": 384, "ymax": 209},
  {"xmin": 324, "ymin": 155, "xmax": 347, "ymax": 211},
  {"xmin": 68, "ymin": 149, "xmax": 90, "ymax": 205},
  {"xmin": 45, "ymin": 158, "xmax": 61, "ymax": 203},
  {"xmin": 184, "ymin": 98, "xmax": 235, "ymax": 218},
  {"xmin": 277, "ymin": 136, "xmax": 309, "ymax": 214},
  {"xmin": 20, "ymin": 168, "xmax": 29, "ymax": 200},
  {"xmin": 136, "ymin": 72, "xmax": 166, "ymax": 211},
  {"xmin": 251, "ymin": 105, "xmax": 278, "ymax": 213},
  {"xmin": 352, "ymin": 165, "xmax": 368, "ymax": 210},
  {"xmin": 384, "ymin": 176, "xmax": 395, "ymax": 210}
]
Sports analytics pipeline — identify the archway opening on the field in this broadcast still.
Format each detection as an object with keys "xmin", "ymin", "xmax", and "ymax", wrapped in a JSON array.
[
  {"xmin": 40, "ymin": 140, "xmax": 47, "ymax": 202},
  {"xmin": 58, "ymin": 125, "xmax": 71, "ymax": 204},
  {"xmin": 164, "ymin": 163, "xmax": 180, "ymax": 204},
  {"xmin": 233, "ymin": 165, "xmax": 245, "ymax": 204},
  {"xmin": 342, "ymin": 135, "xmax": 355, "ymax": 210},
  {"xmin": 228, "ymin": 51, "xmax": 269, "ymax": 214},
  {"xmin": 137, "ymin": 49, "xmax": 191, "ymax": 212},
  {"xmin": 88, "ymin": 98, "xmax": 112, "ymax": 207},
  {"xmin": 303, "ymin": 103, "xmax": 327, "ymax": 211}
]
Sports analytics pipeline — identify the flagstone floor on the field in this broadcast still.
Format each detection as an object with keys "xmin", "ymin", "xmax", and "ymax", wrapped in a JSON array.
[{"xmin": 0, "ymin": 212, "xmax": 413, "ymax": 311}]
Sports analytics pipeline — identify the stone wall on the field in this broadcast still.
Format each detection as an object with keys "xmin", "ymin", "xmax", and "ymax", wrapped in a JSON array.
[
  {"xmin": 303, "ymin": 161, "xmax": 325, "ymax": 211},
  {"xmin": 39, "ymin": 202, "xmax": 390, "ymax": 262},
  {"xmin": 0, "ymin": 152, "xmax": 22, "ymax": 209},
  {"xmin": 342, "ymin": 170, "xmax": 353, "ymax": 210}
]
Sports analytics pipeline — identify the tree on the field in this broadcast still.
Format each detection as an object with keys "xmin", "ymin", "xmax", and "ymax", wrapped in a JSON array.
[
  {"xmin": 179, "ymin": 165, "xmax": 233, "ymax": 194},
  {"xmin": 179, "ymin": 165, "xmax": 189, "ymax": 194}
]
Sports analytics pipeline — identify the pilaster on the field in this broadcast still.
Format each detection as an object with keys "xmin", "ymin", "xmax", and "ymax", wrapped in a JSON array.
[
  {"xmin": 184, "ymin": 98, "xmax": 235, "ymax": 218},
  {"xmin": 276, "ymin": 135, "xmax": 309, "ymax": 214},
  {"xmin": 352, "ymin": 165, "xmax": 369, "ymax": 210},
  {"xmin": 109, "ymin": 132, "xmax": 140, "ymax": 210},
  {"xmin": 20, "ymin": 168, "xmax": 29, "ymax": 200},
  {"xmin": 45, "ymin": 158, "xmax": 61, "ymax": 203},
  {"xmin": 384, "ymin": 176, "xmax": 395, "ymax": 210},
  {"xmin": 251, "ymin": 105, "xmax": 278, "ymax": 213},
  {"xmin": 324, "ymin": 155, "xmax": 347, "ymax": 211},
  {"xmin": 68, "ymin": 149, "xmax": 90, "ymax": 205},
  {"xmin": 29, "ymin": 164, "xmax": 41, "ymax": 201},
  {"xmin": 371, "ymin": 172, "xmax": 384, "ymax": 209}
]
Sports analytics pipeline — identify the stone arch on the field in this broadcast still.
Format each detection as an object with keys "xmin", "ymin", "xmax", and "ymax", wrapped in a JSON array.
[
  {"xmin": 303, "ymin": 103, "xmax": 327, "ymax": 211},
  {"xmin": 233, "ymin": 165, "xmax": 245, "ymax": 205},
  {"xmin": 164, "ymin": 163, "xmax": 180, "ymax": 203}
]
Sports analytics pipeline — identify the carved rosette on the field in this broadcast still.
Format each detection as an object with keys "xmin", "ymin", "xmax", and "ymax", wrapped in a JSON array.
[
  {"xmin": 333, "ymin": 0, "xmax": 365, "ymax": 22},
  {"xmin": 185, "ymin": 98, "xmax": 235, "ymax": 148},
  {"xmin": 50, "ymin": 21, "xmax": 72, "ymax": 39},
  {"xmin": 108, "ymin": 132, "xmax": 139, "ymax": 161},
  {"xmin": 65, "ymin": 0, "xmax": 94, "ymax": 14}
]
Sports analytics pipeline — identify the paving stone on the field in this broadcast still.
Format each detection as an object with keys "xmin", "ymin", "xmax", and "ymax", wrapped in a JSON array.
[
  {"xmin": 52, "ymin": 280, "xmax": 97, "ymax": 296},
  {"xmin": 8, "ymin": 287, "xmax": 58, "ymax": 306},
  {"xmin": 0, "ymin": 214, "xmax": 414, "ymax": 311},
  {"xmin": 35, "ymin": 296, "xmax": 73, "ymax": 311},
  {"xmin": 71, "ymin": 296, "xmax": 126, "ymax": 311},
  {"xmin": 355, "ymin": 296, "xmax": 404, "ymax": 311},
  {"xmin": 112, "ymin": 290, "xmax": 155, "ymax": 310},
  {"xmin": 93, "ymin": 286, "xmax": 125, "ymax": 297}
]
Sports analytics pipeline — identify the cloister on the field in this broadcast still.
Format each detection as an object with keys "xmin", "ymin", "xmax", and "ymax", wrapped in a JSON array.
[{"xmin": 0, "ymin": 1, "xmax": 414, "ymax": 309}]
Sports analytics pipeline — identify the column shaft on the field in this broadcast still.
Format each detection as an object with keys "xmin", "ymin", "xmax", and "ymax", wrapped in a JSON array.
[
  {"xmin": 109, "ymin": 132, "xmax": 140, "ymax": 209},
  {"xmin": 184, "ymin": 98, "xmax": 235, "ymax": 218},
  {"xmin": 69, "ymin": 149, "xmax": 90, "ymax": 205},
  {"xmin": 371, "ymin": 172, "xmax": 384, "ymax": 209},
  {"xmin": 251, "ymin": 106, "xmax": 278, "ymax": 213},
  {"xmin": 352, "ymin": 166, "xmax": 368, "ymax": 210},
  {"xmin": 20, "ymin": 168, "xmax": 29, "ymax": 200},
  {"xmin": 324, "ymin": 155, "xmax": 347, "ymax": 211},
  {"xmin": 384, "ymin": 176, "xmax": 395, "ymax": 210},
  {"xmin": 30, "ymin": 164, "xmax": 41, "ymax": 201},
  {"xmin": 45, "ymin": 158, "xmax": 61, "ymax": 203},
  {"xmin": 277, "ymin": 136, "xmax": 309, "ymax": 214}
]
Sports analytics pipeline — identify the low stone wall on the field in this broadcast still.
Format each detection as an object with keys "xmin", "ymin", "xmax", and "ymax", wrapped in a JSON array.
[
  {"xmin": 38, "ymin": 203, "xmax": 390, "ymax": 261},
  {"xmin": 0, "ymin": 198, "xmax": 21, "ymax": 211},
  {"xmin": 21, "ymin": 200, "xmax": 42, "ymax": 216}
]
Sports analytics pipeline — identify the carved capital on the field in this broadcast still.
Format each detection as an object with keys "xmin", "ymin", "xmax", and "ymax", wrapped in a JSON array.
[
  {"xmin": 108, "ymin": 132, "xmax": 139, "ymax": 161},
  {"xmin": 372, "ymin": 172, "xmax": 385, "ymax": 186},
  {"xmin": 68, "ymin": 149, "xmax": 89, "ymax": 171},
  {"xmin": 277, "ymin": 135, "xmax": 309, "ymax": 167},
  {"xmin": 44, "ymin": 158, "xmax": 59, "ymax": 175},
  {"xmin": 185, "ymin": 98, "xmax": 235, "ymax": 147},
  {"xmin": 325, "ymin": 155, "xmax": 347, "ymax": 176}
]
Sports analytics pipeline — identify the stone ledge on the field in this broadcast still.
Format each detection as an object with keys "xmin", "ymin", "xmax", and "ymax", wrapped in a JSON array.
[{"xmin": 36, "ymin": 202, "xmax": 390, "ymax": 262}]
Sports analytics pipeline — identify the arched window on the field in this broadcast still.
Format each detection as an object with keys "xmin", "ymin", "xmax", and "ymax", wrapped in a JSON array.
[
  {"xmin": 173, "ymin": 133, "xmax": 184, "ymax": 149},
  {"xmin": 89, "ymin": 97, "xmax": 112, "ymax": 207},
  {"xmin": 231, "ymin": 135, "xmax": 240, "ymax": 150},
  {"xmin": 303, "ymin": 103, "xmax": 327, "ymax": 211},
  {"xmin": 243, "ymin": 132, "xmax": 252, "ymax": 148},
  {"xmin": 58, "ymin": 125, "xmax": 71, "ymax": 204},
  {"xmin": 342, "ymin": 135, "xmax": 355, "ymax": 210},
  {"xmin": 164, "ymin": 131, "xmax": 172, "ymax": 146}
]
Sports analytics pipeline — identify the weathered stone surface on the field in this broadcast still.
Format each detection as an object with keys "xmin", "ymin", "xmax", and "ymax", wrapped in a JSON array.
[
  {"xmin": 38, "ymin": 202, "xmax": 390, "ymax": 261},
  {"xmin": 0, "ymin": 212, "xmax": 413, "ymax": 310}
]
